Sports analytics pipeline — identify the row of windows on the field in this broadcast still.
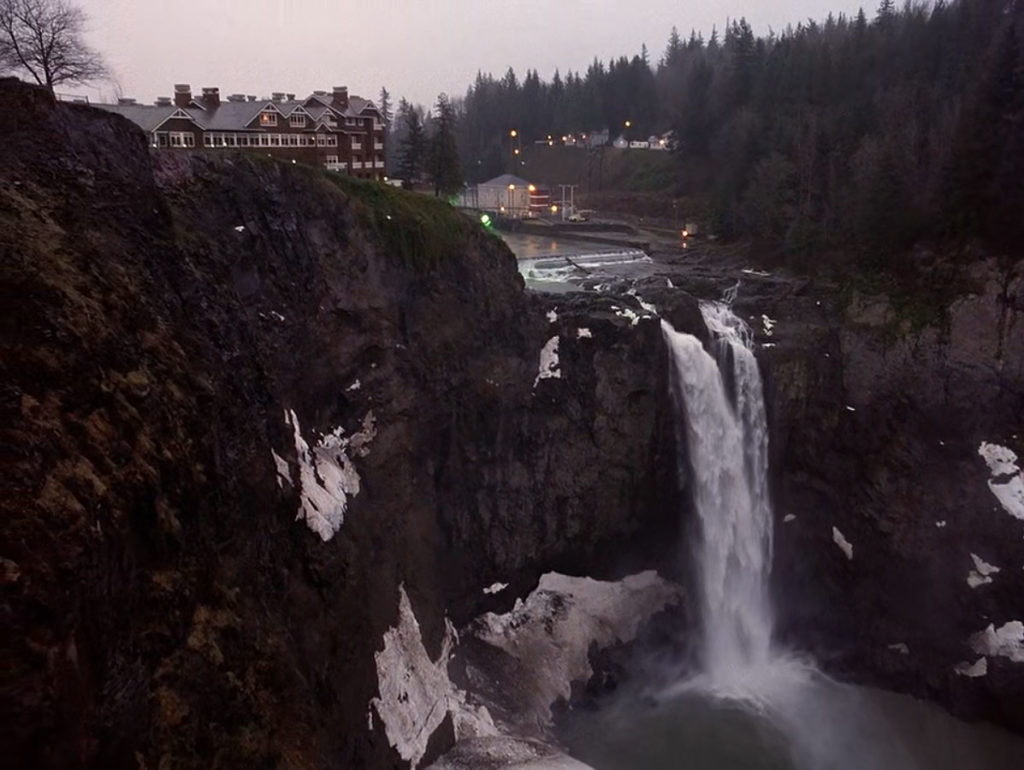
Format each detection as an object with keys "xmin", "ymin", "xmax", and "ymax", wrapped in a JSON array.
[
  {"xmin": 259, "ymin": 110, "xmax": 370, "ymax": 129},
  {"xmin": 199, "ymin": 132, "xmax": 339, "ymax": 148},
  {"xmin": 167, "ymin": 131, "xmax": 194, "ymax": 148},
  {"xmin": 153, "ymin": 130, "xmax": 375, "ymax": 151}
]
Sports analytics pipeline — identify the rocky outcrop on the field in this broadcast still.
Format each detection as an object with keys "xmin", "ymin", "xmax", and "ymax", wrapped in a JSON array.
[
  {"xmin": 744, "ymin": 257, "xmax": 1024, "ymax": 732},
  {"xmin": 1, "ymin": 79, "xmax": 701, "ymax": 769}
]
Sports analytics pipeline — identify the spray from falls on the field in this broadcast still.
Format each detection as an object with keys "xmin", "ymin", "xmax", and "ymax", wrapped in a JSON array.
[{"xmin": 661, "ymin": 300, "xmax": 774, "ymax": 683}]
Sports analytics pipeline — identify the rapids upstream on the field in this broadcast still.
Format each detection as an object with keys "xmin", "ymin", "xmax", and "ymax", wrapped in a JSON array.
[{"xmin": 558, "ymin": 302, "xmax": 1024, "ymax": 770}]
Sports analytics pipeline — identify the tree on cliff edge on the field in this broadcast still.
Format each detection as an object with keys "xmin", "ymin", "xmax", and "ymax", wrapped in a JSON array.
[{"xmin": 0, "ymin": 0, "xmax": 108, "ymax": 91}]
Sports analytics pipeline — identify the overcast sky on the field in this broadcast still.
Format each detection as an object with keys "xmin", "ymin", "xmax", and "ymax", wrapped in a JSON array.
[{"xmin": 76, "ymin": 0, "xmax": 871, "ymax": 108}]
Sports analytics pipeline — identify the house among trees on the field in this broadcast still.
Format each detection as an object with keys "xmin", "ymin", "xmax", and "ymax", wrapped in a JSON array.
[{"xmin": 96, "ymin": 85, "xmax": 386, "ymax": 179}]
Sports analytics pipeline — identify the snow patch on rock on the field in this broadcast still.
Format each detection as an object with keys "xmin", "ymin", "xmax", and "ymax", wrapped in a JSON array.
[
  {"xmin": 546, "ymin": 309, "xmax": 558, "ymax": 323},
  {"xmin": 483, "ymin": 582, "xmax": 508, "ymax": 595},
  {"xmin": 832, "ymin": 527, "xmax": 853, "ymax": 560},
  {"xmin": 978, "ymin": 442, "xmax": 1024, "ymax": 520},
  {"xmin": 783, "ymin": 514, "xmax": 796, "ymax": 524},
  {"xmin": 626, "ymin": 289, "xmax": 658, "ymax": 315},
  {"xmin": 979, "ymin": 442, "xmax": 1020, "ymax": 476},
  {"xmin": 761, "ymin": 314, "xmax": 776, "ymax": 337},
  {"xmin": 271, "ymin": 450, "xmax": 292, "ymax": 489},
  {"xmin": 347, "ymin": 380, "xmax": 361, "ymax": 392},
  {"xmin": 372, "ymin": 586, "xmax": 498, "ymax": 769},
  {"xmin": 967, "ymin": 553, "xmax": 1001, "ymax": 588},
  {"xmin": 283, "ymin": 408, "xmax": 375, "ymax": 541},
  {"xmin": 888, "ymin": 643, "xmax": 910, "ymax": 655},
  {"xmin": 534, "ymin": 336, "xmax": 561, "ymax": 387},
  {"xmin": 954, "ymin": 657, "xmax": 988, "ymax": 678},
  {"xmin": 612, "ymin": 306, "xmax": 643, "ymax": 326},
  {"xmin": 969, "ymin": 620, "xmax": 1024, "ymax": 663},
  {"xmin": 469, "ymin": 572, "xmax": 682, "ymax": 727},
  {"xmin": 576, "ymin": 328, "xmax": 592, "ymax": 339}
]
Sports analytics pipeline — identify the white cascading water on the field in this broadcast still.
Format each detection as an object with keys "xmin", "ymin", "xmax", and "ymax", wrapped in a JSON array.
[{"xmin": 661, "ymin": 300, "xmax": 774, "ymax": 683}]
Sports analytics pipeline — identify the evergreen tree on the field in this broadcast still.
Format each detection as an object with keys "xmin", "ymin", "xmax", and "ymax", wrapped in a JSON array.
[
  {"xmin": 428, "ymin": 93, "xmax": 463, "ymax": 197},
  {"xmin": 427, "ymin": 0, "xmax": 1022, "ymax": 260},
  {"xmin": 397, "ymin": 105, "xmax": 425, "ymax": 186},
  {"xmin": 378, "ymin": 86, "xmax": 392, "ymax": 127}
]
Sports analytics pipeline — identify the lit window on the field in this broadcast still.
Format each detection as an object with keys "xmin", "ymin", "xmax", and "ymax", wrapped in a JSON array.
[{"xmin": 260, "ymin": 111, "xmax": 278, "ymax": 126}]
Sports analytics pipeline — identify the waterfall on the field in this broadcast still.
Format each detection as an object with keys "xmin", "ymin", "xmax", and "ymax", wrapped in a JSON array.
[{"xmin": 662, "ymin": 301, "xmax": 774, "ymax": 683}]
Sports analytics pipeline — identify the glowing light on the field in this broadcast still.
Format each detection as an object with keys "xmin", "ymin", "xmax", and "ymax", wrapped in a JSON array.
[
  {"xmin": 528, "ymin": 184, "xmax": 536, "ymax": 192},
  {"xmin": 480, "ymin": 213, "xmax": 492, "ymax": 226},
  {"xmin": 624, "ymin": 120, "xmax": 632, "ymax": 128},
  {"xmin": 513, "ymin": 148, "xmax": 520, "ymax": 155},
  {"xmin": 508, "ymin": 183, "xmax": 516, "ymax": 190},
  {"xmin": 509, "ymin": 129, "xmax": 518, "ymax": 137},
  {"xmin": 550, "ymin": 204, "xmax": 558, "ymax": 213}
]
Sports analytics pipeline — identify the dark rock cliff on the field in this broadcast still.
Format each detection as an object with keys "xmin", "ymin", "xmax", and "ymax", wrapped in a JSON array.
[
  {"xmin": 744, "ymin": 260, "xmax": 1024, "ymax": 732},
  {"xmin": 0, "ymin": 80, "xmax": 696, "ymax": 769}
]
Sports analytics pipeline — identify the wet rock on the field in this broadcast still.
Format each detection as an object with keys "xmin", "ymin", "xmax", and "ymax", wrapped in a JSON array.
[{"xmin": 0, "ymin": 78, "xmax": 687, "ymax": 768}]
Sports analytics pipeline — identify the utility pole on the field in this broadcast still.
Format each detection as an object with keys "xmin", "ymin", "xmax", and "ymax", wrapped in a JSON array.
[{"xmin": 558, "ymin": 184, "xmax": 578, "ymax": 220}]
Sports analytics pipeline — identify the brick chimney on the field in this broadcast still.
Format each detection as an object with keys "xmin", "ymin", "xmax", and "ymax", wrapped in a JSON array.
[
  {"xmin": 332, "ymin": 86, "xmax": 349, "ymax": 110},
  {"xmin": 173, "ymin": 84, "xmax": 191, "ymax": 108},
  {"xmin": 201, "ymin": 87, "xmax": 221, "ymax": 109},
  {"xmin": 156, "ymin": 96, "xmax": 172, "ymax": 106}
]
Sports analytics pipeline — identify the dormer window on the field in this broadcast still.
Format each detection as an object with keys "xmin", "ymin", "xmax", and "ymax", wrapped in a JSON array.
[
  {"xmin": 289, "ymin": 114, "xmax": 305, "ymax": 127},
  {"xmin": 260, "ymin": 111, "xmax": 278, "ymax": 126}
]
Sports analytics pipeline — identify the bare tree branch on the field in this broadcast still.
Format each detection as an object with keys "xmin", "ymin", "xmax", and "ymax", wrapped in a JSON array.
[{"xmin": 0, "ymin": 0, "xmax": 108, "ymax": 90}]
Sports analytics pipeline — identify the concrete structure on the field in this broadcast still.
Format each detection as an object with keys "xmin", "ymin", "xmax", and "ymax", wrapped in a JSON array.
[{"xmin": 95, "ymin": 84, "xmax": 386, "ymax": 180}]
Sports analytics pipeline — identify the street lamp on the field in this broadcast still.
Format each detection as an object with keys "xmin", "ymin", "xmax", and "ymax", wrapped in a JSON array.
[
  {"xmin": 509, "ymin": 129, "xmax": 518, "ymax": 138},
  {"xmin": 624, "ymin": 120, "xmax": 632, "ymax": 128}
]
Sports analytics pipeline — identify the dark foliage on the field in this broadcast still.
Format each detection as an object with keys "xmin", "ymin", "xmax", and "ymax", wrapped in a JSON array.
[{"xmin": 443, "ymin": 0, "xmax": 1024, "ymax": 260}]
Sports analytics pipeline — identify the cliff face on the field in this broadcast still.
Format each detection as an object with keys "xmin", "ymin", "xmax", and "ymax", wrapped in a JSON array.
[
  {"xmin": 0, "ymin": 80, "xmax": 692, "ymax": 769},
  {"xmin": 754, "ymin": 258, "xmax": 1024, "ymax": 731}
]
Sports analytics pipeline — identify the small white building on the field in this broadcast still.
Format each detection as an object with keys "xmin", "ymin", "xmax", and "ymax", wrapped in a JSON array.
[{"xmin": 474, "ymin": 174, "xmax": 532, "ymax": 216}]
